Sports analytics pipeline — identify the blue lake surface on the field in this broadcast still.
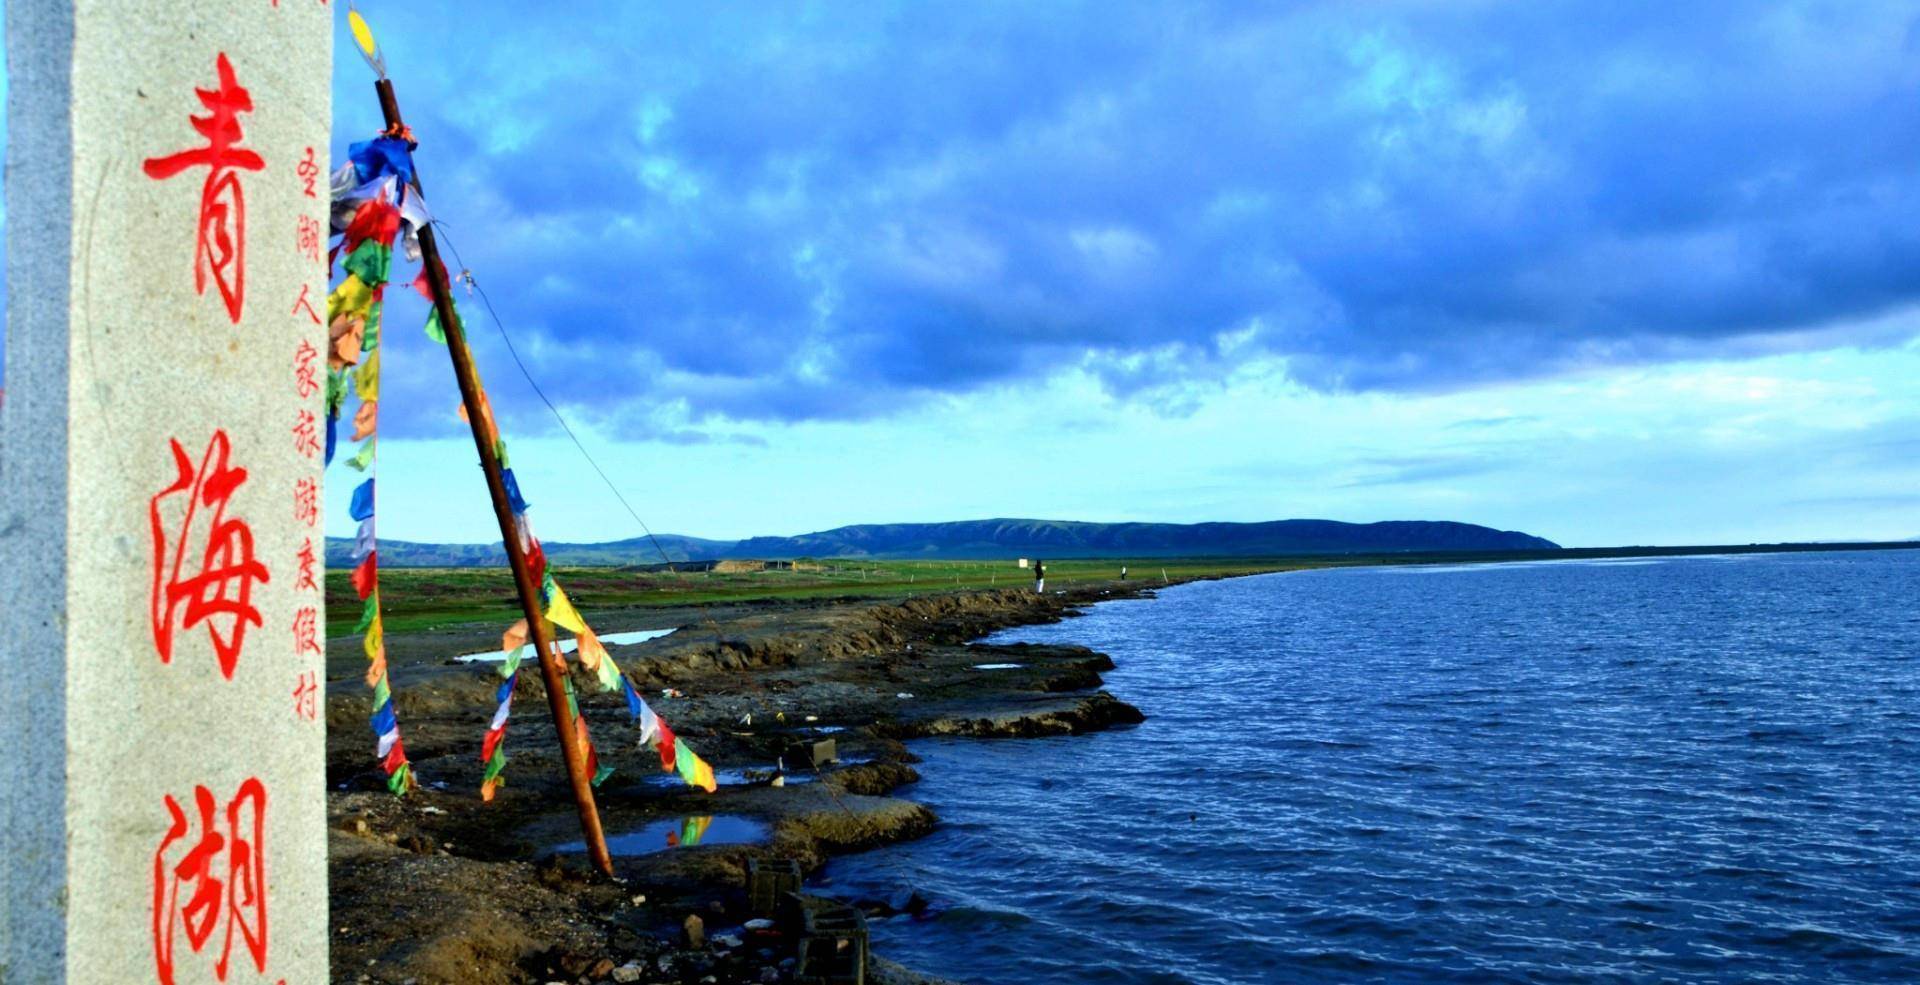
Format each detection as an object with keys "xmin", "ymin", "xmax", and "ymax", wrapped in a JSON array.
[{"xmin": 822, "ymin": 551, "xmax": 1920, "ymax": 984}]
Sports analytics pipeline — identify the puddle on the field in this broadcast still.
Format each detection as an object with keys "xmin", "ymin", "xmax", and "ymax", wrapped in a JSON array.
[
  {"xmin": 631, "ymin": 755, "xmax": 871, "ymax": 791},
  {"xmin": 555, "ymin": 814, "xmax": 769, "ymax": 856},
  {"xmin": 454, "ymin": 628, "xmax": 676, "ymax": 663},
  {"xmin": 972, "ymin": 663, "xmax": 1026, "ymax": 670}
]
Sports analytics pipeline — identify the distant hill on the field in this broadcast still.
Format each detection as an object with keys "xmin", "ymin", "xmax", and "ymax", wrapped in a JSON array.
[
  {"xmin": 723, "ymin": 518, "xmax": 1557, "ymax": 559},
  {"xmin": 324, "ymin": 533, "xmax": 733, "ymax": 569},
  {"xmin": 327, "ymin": 517, "xmax": 1557, "ymax": 567}
]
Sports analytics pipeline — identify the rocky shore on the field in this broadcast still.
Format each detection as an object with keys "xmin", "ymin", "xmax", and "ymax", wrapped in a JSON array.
[{"xmin": 324, "ymin": 578, "xmax": 1191, "ymax": 984}]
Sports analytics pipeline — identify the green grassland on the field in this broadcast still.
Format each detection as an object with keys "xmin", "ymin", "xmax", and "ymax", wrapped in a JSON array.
[
  {"xmin": 324, "ymin": 557, "xmax": 1295, "ymax": 636},
  {"xmin": 326, "ymin": 541, "xmax": 1920, "ymax": 637}
]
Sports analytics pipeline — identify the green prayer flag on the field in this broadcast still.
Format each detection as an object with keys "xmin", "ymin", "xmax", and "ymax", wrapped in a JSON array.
[
  {"xmin": 355, "ymin": 594, "xmax": 378, "ymax": 633},
  {"xmin": 363, "ymin": 301, "xmax": 382, "ymax": 352},
  {"xmin": 594, "ymin": 657, "xmax": 623, "ymax": 693},
  {"xmin": 386, "ymin": 763, "xmax": 411, "ymax": 796},
  {"xmin": 326, "ymin": 367, "xmax": 349, "ymax": 416},
  {"xmin": 424, "ymin": 308, "xmax": 447, "ymax": 344},
  {"xmin": 482, "ymin": 749, "xmax": 507, "ymax": 784},
  {"xmin": 342, "ymin": 239, "xmax": 393, "ymax": 288},
  {"xmin": 372, "ymin": 676, "xmax": 391, "ymax": 709},
  {"xmin": 591, "ymin": 765, "xmax": 615, "ymax": 787},
  {"xmin": 346, "ymin": 438, "xmax": 377, "ymax": 471}
]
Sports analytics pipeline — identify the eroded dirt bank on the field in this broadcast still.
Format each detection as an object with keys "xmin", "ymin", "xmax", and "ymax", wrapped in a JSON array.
[{"xmin": 326, "ymin": 579, "xmax": 1188, "ymax": 984}]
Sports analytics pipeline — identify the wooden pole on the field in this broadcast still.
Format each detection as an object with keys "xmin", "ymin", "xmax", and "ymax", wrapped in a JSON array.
[{"xmin": 373, "ymin": 78, "xmax": 614, "ymax": 876}]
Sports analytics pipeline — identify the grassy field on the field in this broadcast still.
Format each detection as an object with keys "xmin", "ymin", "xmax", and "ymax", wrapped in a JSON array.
[
  {"xmin": 324, "ymin": 557, "xmax": 1298, "ymax": 636},
  {"xmin": 326, "ymin": 541, "xmax": 1920, "ymax": 637}
]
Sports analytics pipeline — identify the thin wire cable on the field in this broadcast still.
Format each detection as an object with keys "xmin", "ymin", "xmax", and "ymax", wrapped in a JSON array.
[
  {"xmin": 433, "ymin": 225, "xmax": 677, "ymax": 569},
  {"xmin": 432, "ymin": 225, "xmax": 859, "ymax": 819}
]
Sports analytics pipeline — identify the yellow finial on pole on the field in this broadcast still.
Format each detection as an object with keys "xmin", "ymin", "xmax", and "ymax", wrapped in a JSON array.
[{"xmin": 347, "ymin": 4, "xmax": 387, "ymax": 79}]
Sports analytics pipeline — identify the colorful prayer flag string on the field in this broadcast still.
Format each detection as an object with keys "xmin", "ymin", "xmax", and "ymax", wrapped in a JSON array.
[
  {"xmin": 340, "ymin": 133, "xmax": 716, "ymax": 799},
  {"xmin": 464, "ymin": 358, "xmax": 715, "ymax": 795},
  {"xmin": 326, "ymin": 135, "xmax": 420, "ymax": 795}
]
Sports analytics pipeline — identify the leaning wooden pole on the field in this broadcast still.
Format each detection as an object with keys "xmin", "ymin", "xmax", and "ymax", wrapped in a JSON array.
[{"xmin": 372, "ymin": 78, "xmax": 615, "ymax": 876}]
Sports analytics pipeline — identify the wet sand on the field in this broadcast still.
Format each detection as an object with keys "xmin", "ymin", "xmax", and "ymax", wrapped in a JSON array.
[{"xmin": 325, "ymin": 577, "xmax": 1195, "ymax": 984}]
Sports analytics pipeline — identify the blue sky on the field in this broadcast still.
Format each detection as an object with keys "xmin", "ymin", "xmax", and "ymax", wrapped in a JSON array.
[{"xmin": 14, "ymin": 2, "xmax": 1920, "ymax": 547}]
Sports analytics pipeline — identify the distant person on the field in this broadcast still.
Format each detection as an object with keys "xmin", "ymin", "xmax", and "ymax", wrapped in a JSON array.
[
  {"xmin": 1120, "ymin": 565, "xmax": 1128, "ymax": 580},
  {"xmin": 1034, "ymin": 559, "xmax": 1046, "ymax": 594}
]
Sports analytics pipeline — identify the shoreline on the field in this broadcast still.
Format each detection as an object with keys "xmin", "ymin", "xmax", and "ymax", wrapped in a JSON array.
[
  {"xmin": 325, "ymin": 545, "xmax": 1907, "ymax": 983},
  {"xmin": 325, "ymin": 572, "xmax": 1229, "ymax": 984}
]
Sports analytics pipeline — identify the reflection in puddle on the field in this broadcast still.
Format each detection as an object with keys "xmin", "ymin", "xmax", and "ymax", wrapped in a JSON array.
[
  {"xmin": 454, "ymin": 628, "xmax": 676, "ymax": 662},
  {"xmin": 556, "ymin": 815, "xmax": 769, "ymax": 856},
  {"xmin": 631, "ymin": 755, "xmax": 872, "ymax": 791}
]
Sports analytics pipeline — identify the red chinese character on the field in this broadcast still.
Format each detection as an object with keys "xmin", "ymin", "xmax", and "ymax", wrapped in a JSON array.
[
  {"xmin": 290, "ymin": 283, "xmax": 321, "ymax": 325},
  {"xmin": 295, "ymin": 215, "xmax": 322, "ymax": 263},
  {"xmin": 293, "ymin": 477, "xmax": 319, "ymax": 528},
  {"xmin": 292, "ymin": 672, "xmax": 319, "ymax": 722},
  {"xmin": 143, "ymin": 53, "xmax": 266, "ymax": 325},
  {"xmin": 291, "ymin": 409, "xmax": 320, "ymax": 459},
  {"xmin": 151, "ymin": 778, "xmax": 268, "ymax": 985},
  {"xmin": 295, "ymin": 145, "xmax": 320, "ymax": 198},
  {"xmin": 292, "ymin": 338, "xmax": 319, "ymax": 399},
  {"xmin": 292, "ymin": 606, "xmax": 321, "ymax": 658},
  {"xmin": 294, "ymin": 537, "xmax": 319, "ymax": 592},
  {"xmin": 149, "ymin": 431, "xmax": 270, "ymax": 679}
]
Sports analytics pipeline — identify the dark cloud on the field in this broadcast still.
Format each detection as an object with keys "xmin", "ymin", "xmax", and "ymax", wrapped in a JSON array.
[{"xmin": 323, "ymin": 0, "xmax": 1920, "ymax": 438}]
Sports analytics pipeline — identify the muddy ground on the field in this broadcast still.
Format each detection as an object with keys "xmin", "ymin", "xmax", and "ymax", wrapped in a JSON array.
[{"xmin": 325, "ymin": 578, "xmax": 1195, "ymax": 984}]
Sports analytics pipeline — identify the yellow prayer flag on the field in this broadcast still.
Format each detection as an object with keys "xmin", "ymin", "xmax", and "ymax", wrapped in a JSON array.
[
  {"xmin": 545, "ymin": 583, "xmax": 588, "ymax": 635},
  {"xmin": 328, "ymin": 274, "xmax": 374, "ymax": 323},
  {"xmin": 362, "ymin": 615, "xmax": 384, "ymax": 664},
  {"xmin": 355, "ymin": 346, "xmax": 381, "ymax": 402}
]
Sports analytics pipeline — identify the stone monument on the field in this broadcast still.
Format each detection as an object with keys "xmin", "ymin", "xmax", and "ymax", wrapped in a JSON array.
[{"xmin": 2, "ymin": 2, "xmax": 332, "ymax": 982}]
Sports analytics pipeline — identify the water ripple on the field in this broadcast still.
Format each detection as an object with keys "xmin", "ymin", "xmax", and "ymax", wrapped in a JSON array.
[{"xmin": 823, "ymin": 551, "xmax": 1920, "ymax": 984}]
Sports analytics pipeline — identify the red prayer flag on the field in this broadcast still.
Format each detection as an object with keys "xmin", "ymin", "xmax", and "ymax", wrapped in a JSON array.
[
  {"xmin": 381, "ymin": 738, "xmax": 408, "ymax": 774},
  {"xmin": 352, "ymin": 551, "xmax": 378, "ymax": 599},
  {"xmin": 341, "ymin": 198, "xmax": 401, "ymax": 256},
  {"xmin": 657, "ymin": 719, "xmax": 677, "ymax": 770}
]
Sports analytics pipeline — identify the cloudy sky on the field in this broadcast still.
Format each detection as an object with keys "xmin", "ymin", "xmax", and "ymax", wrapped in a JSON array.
[{"xmin": 17, "ymin": 1, "xmax": 1920, "ymax": 547}]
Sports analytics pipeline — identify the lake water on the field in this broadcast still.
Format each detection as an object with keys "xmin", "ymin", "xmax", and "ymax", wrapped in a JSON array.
[{"xmin": 822, "ymin": 551, "xmax": 1920, "ymax": 984}]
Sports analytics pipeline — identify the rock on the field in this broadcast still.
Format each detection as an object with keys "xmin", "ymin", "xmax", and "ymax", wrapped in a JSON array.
[
  {"xmin": 630, "ymin": 893, "xmax": 647, "ymax": 906},
  {"xmin": 609, "ymin": 962, "xmax": 645, "ymax": 983},
  {"xmin": 588, "ymin": 958, "xmax": 615, "ymax": 978},
  {"xmin": 682, "ymin": 914, "xmax": 706, "ymax": 949},
  {"xmin": 889, "ymin": 888, "xmax": 930, "ymax": 916},
  {"xmin": 715, "ymin": 934, "xmax": 742, "ymax": 949},
  {"xmin": 759, "ymin": 966, "xmax": 780, "ymax": 983},
  {"xmin": 743, "ymin": 919, "xmax": 774, "ymax": 931}
]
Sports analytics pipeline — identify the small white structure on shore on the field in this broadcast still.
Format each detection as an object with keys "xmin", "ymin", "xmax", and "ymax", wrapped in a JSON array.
[{"xmin": 1017, "ymin": 557, "xmax": 1030, "ymax": 568}]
